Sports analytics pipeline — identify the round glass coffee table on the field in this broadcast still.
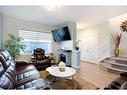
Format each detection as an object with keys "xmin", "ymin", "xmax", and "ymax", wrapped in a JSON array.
[{"xmin": 46, "ymin": 66, "xmax": 76, "ymax": 89}]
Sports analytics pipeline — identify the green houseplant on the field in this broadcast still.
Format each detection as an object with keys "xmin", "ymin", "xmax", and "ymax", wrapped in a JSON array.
[{"xmin": 4, "ymin": 34, "xmax": 25, "ymax": 60}]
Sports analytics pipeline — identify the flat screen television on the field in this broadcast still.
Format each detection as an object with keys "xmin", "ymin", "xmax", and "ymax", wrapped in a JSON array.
[{"xmin": 52, "ymin": 26, "xmax": 71, "ymax": 42}]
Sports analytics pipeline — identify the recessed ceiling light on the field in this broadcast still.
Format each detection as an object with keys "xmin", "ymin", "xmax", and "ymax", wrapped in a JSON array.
[
  {"xmin": 77, "ymin": 23, "xmax": 87, "ymax": 30},
  {"xmin": 43, "ymin": 6, "xmax": 61, "ymax": 11}
]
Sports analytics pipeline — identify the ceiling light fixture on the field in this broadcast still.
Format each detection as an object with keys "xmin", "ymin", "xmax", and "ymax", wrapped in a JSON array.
[
  {"xmin": 43, "ymin": 6, "xmax": 61, "ymax": 11},
  {"xmin": 77, "ymin": 23, "xmax": 87, "ymax": 30}
]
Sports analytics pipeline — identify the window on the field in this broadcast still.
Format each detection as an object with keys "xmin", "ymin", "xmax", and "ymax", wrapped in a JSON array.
[{"xmin": 19, "ymin": 30, "xmax": 52, "ymax": 54}]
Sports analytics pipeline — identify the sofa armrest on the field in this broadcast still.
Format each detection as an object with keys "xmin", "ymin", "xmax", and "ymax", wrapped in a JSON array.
[
  {"xmin": 15, "ymin": 60, "xmax": 28, "ymax": 67},
  {"xmin": 120, "ymin": 72, "xmax": 127, "ymax": 78},
  {"xmin": 0, "ymin": 87, "xmax": 4, "ymax": 90},
  {"xmin": 41, "ymin": 85, "xmax": 51, "ymax": 90}
]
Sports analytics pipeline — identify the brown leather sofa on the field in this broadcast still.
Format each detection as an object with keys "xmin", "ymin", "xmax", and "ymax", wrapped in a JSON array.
[
  {"xmin": 32, "ymin": 48, "xmax": 51, "ymax": 71},
  {"xmin": 104, "ymin": 72, "xmax": 127, "ymax": 89},
  {"xmin": 0, "ymin": 49, "xmax": 50, "ymax": 90}
]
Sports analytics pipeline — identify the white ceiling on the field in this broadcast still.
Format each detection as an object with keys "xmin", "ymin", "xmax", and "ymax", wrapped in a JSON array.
[{"xmin": 0, "ymin": 6, "xmax": 127, "ymax": 27}]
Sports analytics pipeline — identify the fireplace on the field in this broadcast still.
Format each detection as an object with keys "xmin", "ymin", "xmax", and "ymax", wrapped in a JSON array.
[
  {"xmin": 60, "ymin": 54, "xmax": 66, "ymax": 63},
  {"xmin": 59, "ymin": 49, "xmax": 71, "ymax": 66}
]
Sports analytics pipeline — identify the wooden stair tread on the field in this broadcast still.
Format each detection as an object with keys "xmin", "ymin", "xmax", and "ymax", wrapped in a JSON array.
[
  {"xmin": 100, "ymin": 62, "xmax": 127, "ymax": 73},
  {"xmin": 103, "ymin": 60, "xmax": 127, "ymax": 67}
]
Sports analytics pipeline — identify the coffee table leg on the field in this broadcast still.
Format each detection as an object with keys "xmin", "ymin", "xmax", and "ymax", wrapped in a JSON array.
[
  {"xmin": 72, "ymin": 75, "xmax": 76, "ymax": 89},
  {"xmin": 46, "ymin": 71, "xmax": 47, "ymax": 77},
  {"xmin": 72, "ymin": 76, "xmax": 75, "ymax": 80}
]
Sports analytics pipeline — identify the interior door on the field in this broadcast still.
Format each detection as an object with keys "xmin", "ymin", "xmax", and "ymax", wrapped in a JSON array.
[{"xmin": 79, "ymin": 32, "xmax": 99, "ymax": 63}]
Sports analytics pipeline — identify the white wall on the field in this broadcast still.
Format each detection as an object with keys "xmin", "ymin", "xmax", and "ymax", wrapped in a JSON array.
[
  {"xmin": 98, "ymin": 21, "xmax": 111, "ymax": 61},
  {"xmin": 53, "ymin": 22, "xmax": 76, "ymax": 50},
  {"xmin": 2, "ymin": 16, "xmax": 53, "ymax": 61},
  {"xmin": 78, "ymin": 28, "xmax": 99, "ymax": 63},
  {"xmin": 78, "ymin": 13, "xmax": 127, "ymax": 64},
  {"xmin": 3, "ymin": 16, "xmax": 53, "ymax": 43},
  {"xmin": 77, "ymin": 21, "xmax": 111, "ymax": 63},
  {"xmin": 2, "ymin": 16, "xmax": 77, "ymax": 62},
  {"xmin": 109, "ymin": 13, "xmax": 127, "ymax": 57},
  {"xmin": 52, "ymin": 22, "xmax": 77, "ymax": 62}
]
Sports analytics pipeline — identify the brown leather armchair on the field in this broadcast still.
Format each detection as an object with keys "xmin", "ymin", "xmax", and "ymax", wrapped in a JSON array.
[{"xmin": 31, "ymin": 48, "xmax": 51, "ymax": 71}]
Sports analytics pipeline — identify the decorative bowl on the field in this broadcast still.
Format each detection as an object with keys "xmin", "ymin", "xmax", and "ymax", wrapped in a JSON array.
[{"xmin": 59, "ymin": 67, "xmax": 65, "ymax": 72}]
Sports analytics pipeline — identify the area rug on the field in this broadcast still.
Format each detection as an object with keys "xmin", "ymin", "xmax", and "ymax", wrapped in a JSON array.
[
  {"xmin": 46, "ymin": 75, "xmax": 81, "ymax": 89},
  {"xmin": 39, "ymin": 70, "xmax": 98, "ymax": 90}
]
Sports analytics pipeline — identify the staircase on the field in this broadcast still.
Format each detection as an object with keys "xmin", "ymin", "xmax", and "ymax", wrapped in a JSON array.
[{"xmin": 99, "ymin": 57, "xmax": 127, "ymax": 74}]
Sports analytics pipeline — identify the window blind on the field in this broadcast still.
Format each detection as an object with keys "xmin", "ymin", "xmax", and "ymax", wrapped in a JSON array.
[{"xmin": 19, "ymin": 30, "xmax": 52, "ymax": 42}]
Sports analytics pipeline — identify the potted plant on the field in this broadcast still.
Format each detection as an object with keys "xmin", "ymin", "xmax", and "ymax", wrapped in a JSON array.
[
  {"xmin": 4, "ymin": 34, "xmax": 25, "ymax": 60},
  {"xmin": 114, "ymin": 32, "xmax": 122, "ymax": 56},
  {"xmin": 113, "ymin": 20, "xmax": 127, "ymax": 57}
]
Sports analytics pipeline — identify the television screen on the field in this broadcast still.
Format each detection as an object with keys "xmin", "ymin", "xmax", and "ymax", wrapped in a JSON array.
[{"xmin": 52, "ymin": 26, "xmax": 71, "ymax": 42}]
